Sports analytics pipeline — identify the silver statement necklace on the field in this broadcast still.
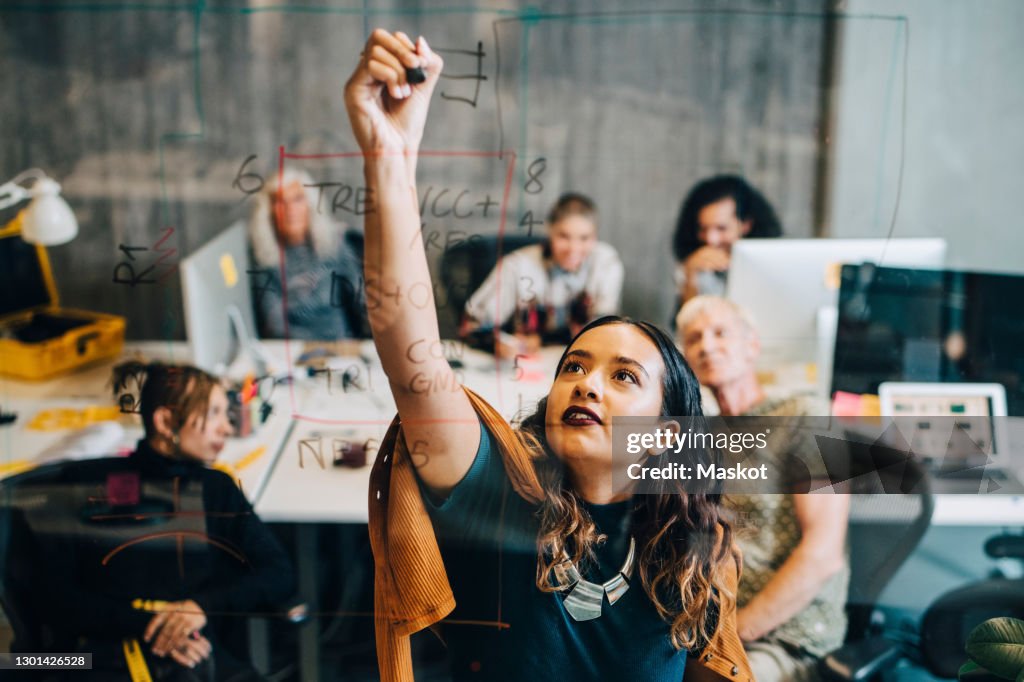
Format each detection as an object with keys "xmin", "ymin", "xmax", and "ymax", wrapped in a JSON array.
[{"xmin": 554, "ymin": 537, "xmax": 636, "ymax": 621}]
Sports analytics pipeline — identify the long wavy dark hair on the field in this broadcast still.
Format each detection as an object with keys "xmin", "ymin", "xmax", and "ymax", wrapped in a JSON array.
[
  {"xmin": 672, "ymin": 174, "xmax": 783, "ymax": 262},
  {"xmin": 518, "ymin": 316, "xmax": 734, "ymax": 650}
]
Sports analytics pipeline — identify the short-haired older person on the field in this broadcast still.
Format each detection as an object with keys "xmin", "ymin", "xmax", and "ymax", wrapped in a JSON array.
[{"xmin": 677, "ymin": 295, "xmax": 850, "ymax": 682}]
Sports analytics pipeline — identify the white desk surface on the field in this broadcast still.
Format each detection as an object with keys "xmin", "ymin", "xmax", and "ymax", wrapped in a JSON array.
[
  {"xmin": 928, "ymin": 495, "xmax": 1024, "ymax": 526},
  {"xmin": 255, "ymin": 348, "xmax": 1024, "ymax": 526},
  {"xmin": 253, "ymin": 345, "xmax": 557, "ymax": 522}
]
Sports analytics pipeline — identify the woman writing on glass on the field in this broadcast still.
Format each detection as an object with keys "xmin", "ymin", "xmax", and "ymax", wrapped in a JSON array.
[{"xmin": 345, "ymin": 30, "xmax": 751, "ymax": 682}]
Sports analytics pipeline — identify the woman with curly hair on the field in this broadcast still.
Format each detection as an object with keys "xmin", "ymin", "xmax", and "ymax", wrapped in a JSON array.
[
  {"xmin": 673, "ymin": 175, "xmax": 784, "ymax": 303},
  {"xmin": 345, "ymin": 29, "xmax": 752, "ymax": 682}
]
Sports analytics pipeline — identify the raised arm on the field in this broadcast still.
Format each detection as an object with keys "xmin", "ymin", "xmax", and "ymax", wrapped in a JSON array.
[{"xmin": 344, "ymin": 30, "xmax": 480, "ymax": 495}]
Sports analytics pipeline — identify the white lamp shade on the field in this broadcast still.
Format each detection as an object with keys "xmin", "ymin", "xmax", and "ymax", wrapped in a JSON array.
[{"xmin": 22, "ymin": 181, "xmax": 79, "ymax": 245}]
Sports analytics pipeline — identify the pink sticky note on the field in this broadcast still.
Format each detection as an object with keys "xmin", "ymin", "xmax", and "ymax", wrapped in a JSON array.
[{"xmin": 831, "ymin": 391, "xmax": 863, "ymax": 418}]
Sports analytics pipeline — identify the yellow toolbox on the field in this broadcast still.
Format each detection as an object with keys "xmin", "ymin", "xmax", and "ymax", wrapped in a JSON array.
[{"xmin": 0, "ymin": 219, "xmax": 125, "ymax": 380}]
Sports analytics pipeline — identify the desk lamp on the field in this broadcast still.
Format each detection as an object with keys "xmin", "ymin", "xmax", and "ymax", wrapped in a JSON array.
[{"xmin": 0, "ymin": 169, "xmax": 79, "ymax": 245}]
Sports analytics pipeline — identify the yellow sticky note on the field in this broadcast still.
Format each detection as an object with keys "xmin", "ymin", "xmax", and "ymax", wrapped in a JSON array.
[
  {"xmin": 860, "ymin": 394, "xmax": 881, "ymax": 418},
  {"xmin": 220, "ymin": 253, "xmax": 238, "ymax": 288},
  {"xmin": 28, "ymin": 406, "xmax": 121, "ymax": 431},
  {"xmin": 824, "ymin": 262, "xmax": 842, "ymax": 291}
]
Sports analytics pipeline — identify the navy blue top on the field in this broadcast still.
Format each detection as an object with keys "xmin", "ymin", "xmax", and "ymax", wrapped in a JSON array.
[
  {"xmin": 256, "ymin": 239, "xmax": 365, "ymax": 340},
  {"xmin": 420, "ymin": 426, "xmax": 687, "ymax": 682}
]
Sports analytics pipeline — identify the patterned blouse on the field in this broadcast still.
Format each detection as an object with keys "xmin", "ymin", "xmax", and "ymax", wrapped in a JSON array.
[{"xmin": 727, "ymin": 396, "xmax": 850, "ymax": 656}]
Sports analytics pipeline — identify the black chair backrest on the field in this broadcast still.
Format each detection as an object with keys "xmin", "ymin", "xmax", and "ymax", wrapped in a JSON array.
[
  {"xmin": 2, "ymin": 457, "xmax": 301, "ymax": 674},
  {"xmin": 344, "ymin": 228, "xmax": 364, "ymax": 261},
  {"xmin": 0, "ymin": 463, "xmax": 81, "ymax": 652},
  {"xmin": 438, "ymin": 233, "xmax": 545, "ymax": 332},
  {"xmin": 920, "ymin": 578, "xmax": 1024, "ymax": 678},
  {"xmin": 1, "ymin": 459, "xmax": 203, "ymax": 650},
  {"xmin": 841, "ymin": 451, "xmax": 935, "ymax": 639}
]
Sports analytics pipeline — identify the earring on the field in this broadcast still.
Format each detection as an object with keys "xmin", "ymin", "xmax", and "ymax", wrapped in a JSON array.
[{"xmin": 171, "ymin": 433, "xmax": 180, "ymax": 447}]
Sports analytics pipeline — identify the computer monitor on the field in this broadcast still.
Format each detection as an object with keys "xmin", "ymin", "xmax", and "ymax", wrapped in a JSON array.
[
  {"xmin": 878, "ymin": 382, "xmax": 1009, "ymax": 466},
  {"xmin": 180, "ymin": 222, "xmax": 258, "ymax": 373},
  {"xmin": 726, "ymin": 238, "xmax": 947, "ymax": 368},
  {"xmin": 832, "ymin": 265, "xmax": 1024, "ymax": 417}
]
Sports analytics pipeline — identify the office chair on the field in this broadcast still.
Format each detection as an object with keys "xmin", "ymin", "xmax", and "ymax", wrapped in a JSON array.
[
  {"xmin": 818, "ymin": 430, "xmax": 1024, "ymax": 681},
  {"xmin": 344, "ymin": 227, "xmax": 364, "ymax": 261},
  {"xmin": 1, "ymin": 459, "xmax": 202, "ymax": 657},
  {"xmin": 819, "ymin": 448, "xmax": 936, "ymax": 682},
  {"xmin": 917, "ymin": 535, "xmax": 1024, "ymax": 679},
  {"xmin": 0, "ymin": 459, "xmax": 307, "ymax": 677},
  {"xmin": 0, "ymin": 462, "xmax": 79, "ymax": 654},
  {"xmin": 438, "ymin": 232, "xmax": 544, "ymax": 335}
]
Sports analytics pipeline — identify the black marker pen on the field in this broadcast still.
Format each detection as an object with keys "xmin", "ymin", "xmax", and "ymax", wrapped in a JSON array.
[{"xmin": 405, "ymin": 66, "xmax": 426, "ymax": 84}]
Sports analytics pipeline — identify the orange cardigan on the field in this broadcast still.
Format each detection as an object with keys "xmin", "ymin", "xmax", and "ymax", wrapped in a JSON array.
[{"xmin": 367, "ymin": 388, "xmax": 754, "ymax": 682}]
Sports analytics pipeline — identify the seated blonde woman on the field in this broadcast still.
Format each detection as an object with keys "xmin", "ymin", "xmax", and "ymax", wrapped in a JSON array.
[
  {"xmin": 461, "ymin": 192, "xmax": 624, "ymax": 358},
  {"xmin": 249, "ymin": 167, "xmax": 365, "ymax": 340}
]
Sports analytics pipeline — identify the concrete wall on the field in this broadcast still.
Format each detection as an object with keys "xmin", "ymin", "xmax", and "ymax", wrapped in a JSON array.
[
  {"xmin": 1, "ymin": 0, "xmax": 829, "ymax": 338},
  {"xmin": 825, "ymin": 0, "xmax": 1024, "ymax": 274}
]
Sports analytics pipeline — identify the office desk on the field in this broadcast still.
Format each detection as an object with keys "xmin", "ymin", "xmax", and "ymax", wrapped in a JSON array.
[
  {"xmin": 7, "ymin": 343, "xmax": 1018, "ymax": 525},
  {"xmin": 929, "ymin": 495, "xmax": 1024, "ymax": 525},
  {"xmin": 251, "ymin": 346, "xmax": 1024, "ymax": 526},
  {"xmin": 0, "ymin": 342, "xmax": 295, "ymax": 504}
]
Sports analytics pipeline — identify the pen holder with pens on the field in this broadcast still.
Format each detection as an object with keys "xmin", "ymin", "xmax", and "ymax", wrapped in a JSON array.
[
  {"xmin": 227, "ymin": 375, "xmax": 274, "ymax": 438},
  {"xmin": 514, "ymin": 302, "xmax": 543, "ymax": 336}
]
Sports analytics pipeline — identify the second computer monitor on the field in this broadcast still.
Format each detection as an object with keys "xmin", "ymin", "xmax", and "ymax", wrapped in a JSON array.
[
  {"xmin": 180, "ymin": 221, "xmax": 258, "ymax": 374},
  {"xmin": 726, "ymin": 238, "xmax": 947, "ymax": 367}
]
